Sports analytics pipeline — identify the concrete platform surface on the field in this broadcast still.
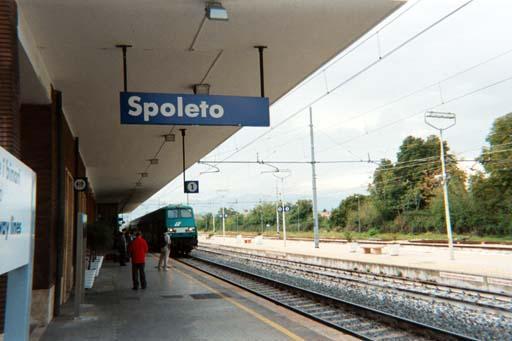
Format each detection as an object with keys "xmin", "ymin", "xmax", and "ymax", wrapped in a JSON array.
[
  {"xmin": 40, "ymin": 255, "xmax": 348, "ymax": 341},
  {"xmin": 200, "ymin": 235, "xmax": 512, "ymax": 281}
]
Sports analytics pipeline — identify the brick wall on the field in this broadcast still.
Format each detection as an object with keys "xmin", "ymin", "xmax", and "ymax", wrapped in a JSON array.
[
  {"xmin": 20, "ymin": 104, "xmax": 58, "ymax": 290},
  {"xmin": 0, "ymin": 0, "xmax": 19, "ymax": 334}
]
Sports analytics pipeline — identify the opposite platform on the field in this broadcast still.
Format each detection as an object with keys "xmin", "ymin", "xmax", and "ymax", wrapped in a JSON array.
[{"xmin": 200, "ymin": 235, "xmax": 512, "ymax": 294}]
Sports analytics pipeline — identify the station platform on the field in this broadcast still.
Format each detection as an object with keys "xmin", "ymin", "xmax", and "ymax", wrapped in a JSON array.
[
  {"xmin": 37, "ymin": 255, "xmax": 348, "ymax": 341},
  {"xmin": 199, "ymin": 235, "xmax": 512, "ymax": 294}
]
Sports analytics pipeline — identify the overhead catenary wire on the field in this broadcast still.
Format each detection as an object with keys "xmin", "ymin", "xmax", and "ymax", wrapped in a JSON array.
[
  {"xmin": 275, "ymin": 0, "xmax": 426, "ymax": 104},
  {"xmin": 324, "ymin": 45, "xmax": 512, "ymax": 134},
  {"xmin": 253, "ymin": 42, "xmax": 512, "ymax": 160},
  {"xmin": 214, "ymin": 0, "xmax": 475, "ymax": 165},
  {"xmin": 317, "ymin": 73, "xmax": 512, "ymax": 155}
]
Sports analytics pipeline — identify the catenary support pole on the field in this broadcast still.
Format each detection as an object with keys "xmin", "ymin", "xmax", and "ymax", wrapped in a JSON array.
[
  {"xmin": 357, "ymin": 195, "xmax": 361, "ymax": 233},
  {"xmin": 276, "ymin": 183, "xmax": 280, "ymax": 236},
  {"xmin": 222, "ymin": 206, "xmax": 226, "ymax": 239},
  {"xmin": 259, "ymin": 200, "xmax": 263, "ymax": 233},
  {"xmin": 282, "ymin": 199, "xmax": 287, "ymax": 247},
  {"xmin": 309, "ymin": 107, "xmax": 320, "ymax": 248}
]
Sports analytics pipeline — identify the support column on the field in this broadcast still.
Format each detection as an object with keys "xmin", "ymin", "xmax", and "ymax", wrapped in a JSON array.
[{"xmin": 0, "ymin": 0, "xmax": 19, "ymax": 335}]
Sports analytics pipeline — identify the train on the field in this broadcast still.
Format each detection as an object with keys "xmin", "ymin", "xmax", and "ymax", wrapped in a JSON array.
[{"xmin": 129, "ymin": 204, "xmax": 198, "ymax": 255}]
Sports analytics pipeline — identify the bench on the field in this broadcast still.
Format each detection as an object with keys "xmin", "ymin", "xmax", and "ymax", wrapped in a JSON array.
[{"xmin": 361, "ymin": 246, "xmax": 383, "ymax": 255}]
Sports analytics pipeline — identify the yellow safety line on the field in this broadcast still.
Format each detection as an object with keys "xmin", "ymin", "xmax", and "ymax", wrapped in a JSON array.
[{"xmin": 174, "ymin": 264, "xmax": 305, "ymax": 341}]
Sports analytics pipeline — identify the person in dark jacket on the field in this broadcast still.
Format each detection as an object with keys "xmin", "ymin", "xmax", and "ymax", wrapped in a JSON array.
[
  {"xmin": 128, "ymin": 231, "xmax": 148, "ymax": 290},
  {"xmin": 117, "ymin": 229, "xmax": 128, "ymax": 266}
]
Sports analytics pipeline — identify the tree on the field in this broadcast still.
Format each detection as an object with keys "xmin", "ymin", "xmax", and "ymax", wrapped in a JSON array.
[
  {"xmin": 288, "ymin": 200, "xmax": 313, "ymax": 230},
  {"xmin": 470, "ymin": 113, "xmax": 512, "ymax": 236},
  {"xmin": 479, "ymin": 113, "xmax": 512, "ymax": 187},
  {"xmin": 329, "ymin": 194, "xmax": 367, "ymax": 228}
]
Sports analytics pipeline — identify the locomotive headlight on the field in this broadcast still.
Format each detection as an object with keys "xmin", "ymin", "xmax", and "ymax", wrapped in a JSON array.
[{"xmin": 170, "ymin": 228, "xmax": 177, "ymax": 233}]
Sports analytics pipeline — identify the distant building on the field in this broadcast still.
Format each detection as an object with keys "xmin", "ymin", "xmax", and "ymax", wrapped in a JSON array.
[{"xmin": 320, "ymin": 209, "xmax": 331, "ymax": 219}]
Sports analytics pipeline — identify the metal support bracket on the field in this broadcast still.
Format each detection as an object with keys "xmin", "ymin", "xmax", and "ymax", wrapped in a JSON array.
[
  {"xmin": 116, "ymin": 44, "xmax": 132, "ymax": 92},
  {"xmin": 254, "ymin": 46, "xmax": 267, "ymax": 98}
]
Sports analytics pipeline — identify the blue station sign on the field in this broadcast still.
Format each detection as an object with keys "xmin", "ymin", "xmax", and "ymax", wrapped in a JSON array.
[{"xmin": 120, "ymin": 92, "xmax": 270, "ymax": 127}]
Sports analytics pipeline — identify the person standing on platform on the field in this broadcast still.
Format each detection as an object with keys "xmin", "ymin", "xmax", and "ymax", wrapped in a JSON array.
[
  {"xmin": 157, "ymin": 232, "xmax": 171, "ymax": 271},
  {"xmin": 125, "ymin": 229, "xmax": 133, "ymax": 262},
  {"xmin": 128, "ymin": 231, "xmax": 148, "ymax": 290},
  {"xmin": 117, "ymin": 228, "xmax": 128, "ymax": 266}
]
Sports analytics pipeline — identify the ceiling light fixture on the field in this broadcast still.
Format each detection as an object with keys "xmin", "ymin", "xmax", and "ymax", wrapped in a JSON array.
[
  {"xmin": 206, "ymin": 2, "xmax": 228, "ymax": 21},
  {"xmin": 148, "ymin": 158, "xmax": 159, "ymax": 165},
  {"xmin": 162, "ymin": 134, "xmax": 175, "ymax": 142},
  {"xmin": 139, "ymin": 172, "xmax": 149, "ymax": 178},
  {"xmin": 193, "ymin": 83, "xmax": 210, "ymax": 95}
]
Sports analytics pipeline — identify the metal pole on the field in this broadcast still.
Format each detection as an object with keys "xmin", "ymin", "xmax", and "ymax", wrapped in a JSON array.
[
  {"xmin": 222, "ymin": 206, "xmax": 226, "ymax": 239},
  {"xmin": 180, "ymin": 129, "xmax": 188, "ymax": 205},
  {"xmin": 357, "ymin": 195, "xmax": 361, "ymax": 233},
  {"xmin": 74, "ymin": 213, "xmax": 85, "ymax": 318},
  {"xmin": 282, "ymin": 200, "xmax": 287, "ymax": 247},
  {"xmin": 297, "ymin": 204, "xmax": 300, "ymax": 232},
  {"xmin": 276, "ymin": 183, "xmax": 280, "ymax": 236},
  {"xmin": 260, "ymin": 200, "xmax": 263, "ymax": 233},
  {"xmin": 116, "ymin": 44, "xmax": 132, "ymax": 92},
  {"xmin": 439, "ymin": 130, "xmax": 454, "ymax": 260},
  {"xmin": 309, "ymin": 107, "xmax": 320, "ymax": 248},
  {"xmin": 255, "ymin": 46, "xmax": 267, "ymax": 97},
  {"xmin": 425, "ymin": 111, "xmax": 456, "ymax": 260},
  {"xmin": 122, "ymin": 47, "xmax": 127, "ymax": 92},
  {"xmin": 212, "ymin": 212, "xmax": 216, "ymax": 233}
]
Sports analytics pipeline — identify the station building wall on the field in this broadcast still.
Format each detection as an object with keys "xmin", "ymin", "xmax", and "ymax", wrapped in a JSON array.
[
  {"xmin": 1, "ymin": 0, "xmax": 100, "ymax": 334},
  {"xmin": 0, "ymin": 0, "xmax": 19, "ymax": 334},
  {"xmin": 20, "ymin": 95, "xmax": 97, "ymax": 327}
]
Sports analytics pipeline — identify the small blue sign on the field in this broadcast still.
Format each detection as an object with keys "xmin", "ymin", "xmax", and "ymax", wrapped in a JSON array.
[{"xmin": 120, "ymin": 92, "xmax": 270, "ymax": 127}]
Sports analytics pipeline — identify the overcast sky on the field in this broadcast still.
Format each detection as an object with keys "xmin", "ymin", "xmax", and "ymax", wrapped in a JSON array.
[{"xmin": 127, "ymin": 0, "xmax": 512, "ymax": 220}]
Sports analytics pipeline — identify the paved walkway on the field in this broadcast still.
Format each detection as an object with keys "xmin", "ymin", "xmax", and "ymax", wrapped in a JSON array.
[
  {"xmin": 40, "ymin": 255, "xmax": 347, "ymax": 341},
  {"xmin": 200, "ymin": 235, "xmax": 512, "ymax": 279}
]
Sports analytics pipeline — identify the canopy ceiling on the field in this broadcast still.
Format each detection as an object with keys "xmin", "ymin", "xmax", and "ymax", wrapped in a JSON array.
[{"xmin": 17, "ymin": 0, "xmax": 405, "ymax": 212}]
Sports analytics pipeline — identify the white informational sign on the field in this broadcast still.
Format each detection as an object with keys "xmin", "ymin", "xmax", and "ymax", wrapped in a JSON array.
[{"xmin": 0, "ymin": 146, "xmax": 36, "ymax": 275}]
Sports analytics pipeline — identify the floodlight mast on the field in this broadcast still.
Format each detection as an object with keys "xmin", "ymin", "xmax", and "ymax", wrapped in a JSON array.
[{"xmin": 425, "ymin": 111, "xmax": 456, "ymax": 260}]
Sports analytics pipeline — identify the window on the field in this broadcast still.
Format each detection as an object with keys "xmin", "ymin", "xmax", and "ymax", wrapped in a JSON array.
[
  {"xmin": 180, "ymin": 208, "xmax": 193, "ymax": 218},
  {"xmin": 167, "ymin": 208, "xmax": 193, "ymax": 218}
]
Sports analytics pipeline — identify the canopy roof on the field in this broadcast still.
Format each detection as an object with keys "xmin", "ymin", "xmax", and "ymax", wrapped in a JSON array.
[{"xmin": 18, "ymin": 0, "xmax": 405, "ymax": 212}]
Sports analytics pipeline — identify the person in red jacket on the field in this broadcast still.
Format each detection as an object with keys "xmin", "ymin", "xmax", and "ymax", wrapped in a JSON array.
[{"xmin": 128, "ymin": 231, "xmax": 148, "ymax": 290}]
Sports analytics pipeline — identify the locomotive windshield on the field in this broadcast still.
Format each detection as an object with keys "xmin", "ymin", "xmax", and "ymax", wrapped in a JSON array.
[{"xmin": 167, "ymin": 208, "xmax": 193, "ymax": 218}]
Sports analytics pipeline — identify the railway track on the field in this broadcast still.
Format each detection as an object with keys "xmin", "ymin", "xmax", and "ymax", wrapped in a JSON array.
[
  {"xmin": 197, "ymin": 244, "xmax": 512, "ymax": 312},
  {"xmin": 180, "ymin": 254, "xmax": 474, "ymax": 341}
]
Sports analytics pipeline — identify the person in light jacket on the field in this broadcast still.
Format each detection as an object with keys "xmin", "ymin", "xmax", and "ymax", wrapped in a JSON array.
[{"xmin": 157, "ymin": 232, "xmax": 171, "ymax": 271}]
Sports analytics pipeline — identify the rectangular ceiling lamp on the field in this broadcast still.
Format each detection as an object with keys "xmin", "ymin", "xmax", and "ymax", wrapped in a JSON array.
[
  {"xmin": 206, "ymin": 2, "xmax": 228, "ymax": 21},
  {"xmin": 193, "ymin": 83, "xmax": 210, "ymax": 95},
  {"xmin": 163, "ymin": 133, "xmax": 175, "ymax": 142}
]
